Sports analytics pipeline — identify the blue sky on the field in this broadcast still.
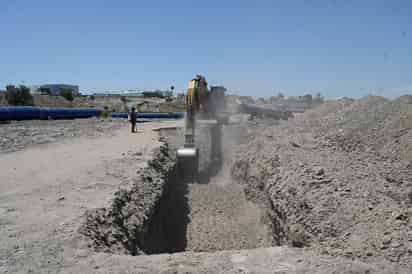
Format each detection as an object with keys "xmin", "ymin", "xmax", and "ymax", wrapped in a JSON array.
[{"xmin": 0, "ymin": 0, "xmax": 411, "ymax": 98}]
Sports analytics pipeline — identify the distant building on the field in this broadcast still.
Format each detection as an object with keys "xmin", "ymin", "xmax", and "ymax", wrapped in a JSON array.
[
  {"xmin": 93, "ymin": 93, "xmax": 121, "ymax": 97},
  {"xmin": 92, "ymin": 90, "xmax": 144, "ymax": 97},
  {"xmin": 122, "ymin": 92, "xmax": 144, "ymax": 97},
  {"xmin": 37, "ymin": 84, "xmax": 80, "ymax": 96},
  {"xmin": 163, "ymin": 91, "xmax": 173, "ymax": 97},
  {"xmin": 142, "ymin": 90, "xmax": 173, "ymax": 98},
  {"xmin": 29, "ymin": 85, "xmax": 41, "ymax": 95},
  {"xmin": 92, "ymin": 89, "xmax": 172, "ymax": 98}
]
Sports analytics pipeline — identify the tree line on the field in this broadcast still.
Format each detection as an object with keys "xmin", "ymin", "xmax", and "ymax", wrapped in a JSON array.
[{"xmin": 4, "ymin": 85, "xmax": 34, "ymax": 106}]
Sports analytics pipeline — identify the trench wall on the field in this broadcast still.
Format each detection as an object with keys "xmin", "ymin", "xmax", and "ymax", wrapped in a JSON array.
[{"xmin": 79, "ymin": 143, "xmax": 180, "ymax": 255}]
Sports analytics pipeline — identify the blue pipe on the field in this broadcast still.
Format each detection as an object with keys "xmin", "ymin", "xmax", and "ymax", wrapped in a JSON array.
[{"xmin": 0, "ymin": 106, "xmax": 99, "ymax": 121}]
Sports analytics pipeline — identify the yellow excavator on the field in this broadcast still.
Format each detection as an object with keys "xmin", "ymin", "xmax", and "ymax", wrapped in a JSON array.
[{"xmin": 176, "ymin": 75, "xmax": 225, "ymax": 177}]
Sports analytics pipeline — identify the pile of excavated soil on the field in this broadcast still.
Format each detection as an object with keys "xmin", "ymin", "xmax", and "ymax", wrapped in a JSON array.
[
  {"xmin": 0, "ymin": 118, "xmax": 124, "ymax": 153},
  {"xmin": 293, "ymin": 95, "xmax": 412, "ymax": 161},
  {"xmin": 231, "ymin": 95, "xmax": 412, "ymax": 269}
]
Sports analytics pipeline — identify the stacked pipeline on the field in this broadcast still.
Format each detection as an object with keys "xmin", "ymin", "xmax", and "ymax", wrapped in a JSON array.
[
  {"xmin": 0, "ymin": 107, "xmax": 185, "ymax": 121},
  {"xmin": 0, "ymin": 106, "xmax": 99, "ymax": 121}
]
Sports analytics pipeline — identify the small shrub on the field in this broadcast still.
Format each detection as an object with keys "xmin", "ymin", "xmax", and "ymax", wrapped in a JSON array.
[{"xmin": 101, "ymin": 106, "xmax": 111, "ymax": 118}]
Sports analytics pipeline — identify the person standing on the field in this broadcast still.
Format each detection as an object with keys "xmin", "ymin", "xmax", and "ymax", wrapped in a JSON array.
[{"xmin": 129, "ymin": 107, "xmax": 137, "ymax": 133}]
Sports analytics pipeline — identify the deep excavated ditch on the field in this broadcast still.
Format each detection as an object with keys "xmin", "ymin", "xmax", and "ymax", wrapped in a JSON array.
[{"xmin": 80, "ymin": 123, "xmax": 275, "ymax": 255}]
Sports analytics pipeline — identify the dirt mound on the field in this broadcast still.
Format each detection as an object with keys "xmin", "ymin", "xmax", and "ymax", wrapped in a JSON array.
[
  {"xmin": 32, "ymin": 94, "xmax": 73, "ymax": 107},
  {"xmin": 292, "ymin": 95, "xmax": 412, "ymax": 161},
  {"xmin": 232, "ymin": 95, "xmax": 412, "ymax": 269}
]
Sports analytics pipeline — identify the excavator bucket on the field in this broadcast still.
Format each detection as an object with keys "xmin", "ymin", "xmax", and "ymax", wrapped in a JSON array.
[{"xmin": 177, "ymin": 146, "xmax": 199, "ymax": 179}]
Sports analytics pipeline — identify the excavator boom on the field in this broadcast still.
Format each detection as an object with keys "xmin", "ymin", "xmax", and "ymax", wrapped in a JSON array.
[
  {"xmin": 176, "ymin": 75, "xmax": 209, "ymax": 178},
  {"xmin": 177, "ymin": 75, "xmax": 226, "ymax": 179}
]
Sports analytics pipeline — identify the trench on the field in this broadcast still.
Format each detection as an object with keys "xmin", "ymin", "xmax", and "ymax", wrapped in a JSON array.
[
  {"xmin": 141, "ymin": 124, "xmax": 274, "ymax": 254},
  {"xmin": 139, "ymin": 164, "xmax": 189, "ymax": 254},
  {"xmin": 81, "ymin": 123, "xmax": 275, "ymax": 255}
]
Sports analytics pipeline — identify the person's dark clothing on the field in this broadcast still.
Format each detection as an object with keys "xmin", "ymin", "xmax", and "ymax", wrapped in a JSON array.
[{"xmin": 130, "ymin": 110, "xmax": 137, "ymax": 133}]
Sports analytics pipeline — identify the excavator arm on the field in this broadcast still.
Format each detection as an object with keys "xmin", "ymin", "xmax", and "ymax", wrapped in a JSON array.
[{"xmin": 176, "ymin": 75, "xmax": 209, "ymax": 178}]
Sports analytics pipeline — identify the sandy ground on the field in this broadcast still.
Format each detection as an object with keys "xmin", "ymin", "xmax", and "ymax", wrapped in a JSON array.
[
  {"xmin": 0, "ymin": 120, "xmax": 174, "ymax": 273},
  {"xmin": 63, "ymin": 246, "xmax": 406, "ymax": 274},
  {"xmin": 0, "ymin": 118, "xmax": 124, "ymax": 153}
]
